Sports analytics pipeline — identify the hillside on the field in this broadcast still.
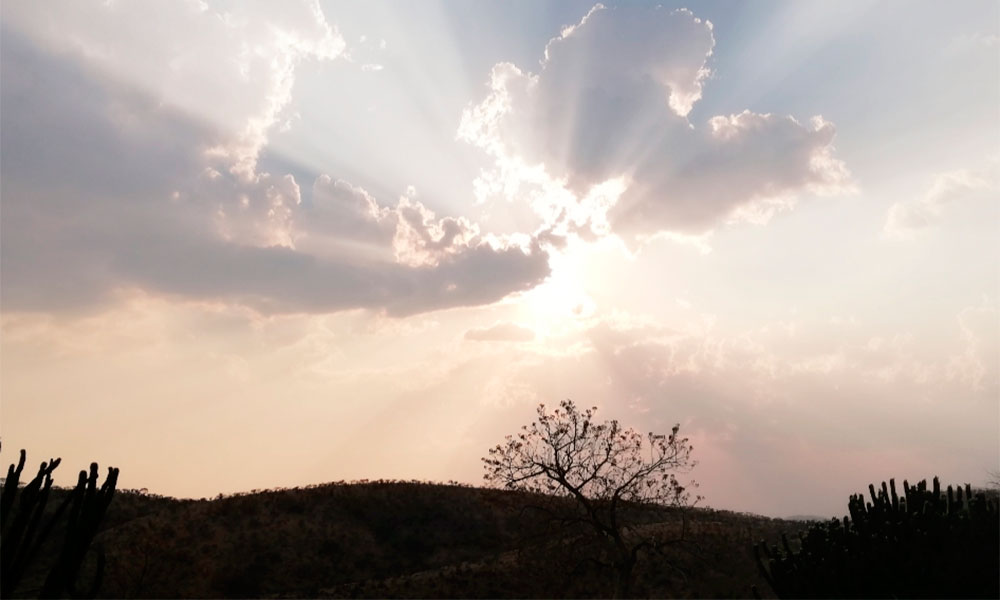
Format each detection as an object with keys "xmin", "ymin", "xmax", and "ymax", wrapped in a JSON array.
[
  {"xmin": 30, "ymin": 480, "xmax": 797, "ymax": 599},
  {"xmin": 4, "ymin": 478, "xmax": 808, "ymax": 598}
]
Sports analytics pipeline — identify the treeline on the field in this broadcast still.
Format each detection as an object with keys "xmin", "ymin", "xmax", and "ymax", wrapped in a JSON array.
[{"xmin": 197, "ymin": 478, "xmax": 479, "ymax": 502}]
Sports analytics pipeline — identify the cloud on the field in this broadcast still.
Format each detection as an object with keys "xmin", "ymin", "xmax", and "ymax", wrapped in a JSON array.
[
  {"xmin": 947, "ymin": 300, "xmax": 999, "ymax": 395},
  {"xmin": 1, "ymin": 0, "xmax": 344, "ymax": 177},
  {"xmin": 953, "ymin": 32, "xmax": 1000, "ymax": 50},
  {"xmin": 464, "ymin": 322, "xmax": 535, "ymax": 342},
  {"xmin": 469, "ymin": 309, "xmax": 998, "ymax": 515},
  {"xmin": 884, "ymin": 158, "xmax": 1000, "ymax": 239},
  {"xmin": 106, "ymin": 233, "xmax": 547, "ymax": 317},
  {"xmin": 0, "ymin": 8, "xmax": 550, "ymax": 317},
  {"xmin": 460, "ymin": 5, "xmax": 850, "ymax": 239},
  {"xmin": 392, "ymin": 196, "xmax": 484, "ymax": 267},
  {"xmin": 294, "ymin": 176, "xmax": 396, "ymax": 255}
]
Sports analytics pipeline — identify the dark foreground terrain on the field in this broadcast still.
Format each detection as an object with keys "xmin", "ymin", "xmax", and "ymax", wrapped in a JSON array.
[{"xmin": 9, "ymin": 480, "xmax": 803, "ymax": 598}]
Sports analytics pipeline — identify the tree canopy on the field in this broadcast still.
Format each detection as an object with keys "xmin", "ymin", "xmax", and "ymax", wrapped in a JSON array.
[
  {"xmin": 483, "ymin": 400, "xmax": 698, "ymax": 597},
  {"xmin": 484, "ymin": 400, "xmax": 697, "ymax": 507}
]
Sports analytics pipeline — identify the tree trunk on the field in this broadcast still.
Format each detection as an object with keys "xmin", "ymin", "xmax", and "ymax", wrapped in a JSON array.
[{"xmin": 612, "ymin": 555, "xmax": 636, "ymax": 599}]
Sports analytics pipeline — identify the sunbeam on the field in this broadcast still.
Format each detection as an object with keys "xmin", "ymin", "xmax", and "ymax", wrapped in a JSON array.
[{"xmin": 2, "ymin": 2, "xmax": 997, "ymax": 573}]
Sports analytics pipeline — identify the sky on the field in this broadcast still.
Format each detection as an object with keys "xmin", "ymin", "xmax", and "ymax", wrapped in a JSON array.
[{"xmin": 1, "ymin": 0, "xmax": 997, "ymax": 518}]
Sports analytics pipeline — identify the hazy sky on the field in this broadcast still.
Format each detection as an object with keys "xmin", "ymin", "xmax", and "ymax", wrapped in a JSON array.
[{"xmin": 1, "ymin": 0, "xmax": 997, "ymax": 517}]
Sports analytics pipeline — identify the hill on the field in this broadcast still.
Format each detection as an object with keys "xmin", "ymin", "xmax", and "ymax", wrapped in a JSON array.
[
  {"xmin": 84, "ymin": 481, "xmax": 801, "ymax": 598},
  {"xmin": 8, "ymin": 479, "xmax": 806, "ymax": 598}
]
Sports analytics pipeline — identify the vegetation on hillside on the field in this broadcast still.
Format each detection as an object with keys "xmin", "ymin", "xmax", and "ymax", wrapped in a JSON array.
[
  {"xmin": 5, "ymin": 442, "xmax": 997, "ymax": 599},
  {"xmin": 89, "ymin": 480, "xmax": 794, "ymax": 598},
  {"xmin": 754, "ymin": 477, "xmax": 1000, "ymax": 599}
]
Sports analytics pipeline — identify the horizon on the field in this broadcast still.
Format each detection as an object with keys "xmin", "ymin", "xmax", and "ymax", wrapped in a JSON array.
[{"xmin": 1, "ymin": 0, "xmax": 997, "ymax": 520}]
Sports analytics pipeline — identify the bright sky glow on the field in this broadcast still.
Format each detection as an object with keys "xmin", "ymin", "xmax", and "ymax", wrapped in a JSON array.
[{"xmin": 1, "ymin": 0, "xmax": 997, "ymax": 517}]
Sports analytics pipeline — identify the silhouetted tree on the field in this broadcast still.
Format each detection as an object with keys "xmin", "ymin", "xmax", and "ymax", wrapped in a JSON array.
[{"xmin": 483, "ymin": 400, "xmax": 698, "ymax": 598}]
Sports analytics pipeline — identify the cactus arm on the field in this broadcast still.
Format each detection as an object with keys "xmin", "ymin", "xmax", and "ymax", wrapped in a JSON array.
[{"xmin": 1, "ymin": 448, "xmax": 27, "ymax": 527}]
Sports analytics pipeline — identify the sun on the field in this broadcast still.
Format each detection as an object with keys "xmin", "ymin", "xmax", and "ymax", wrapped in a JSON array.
[{"xmin": 515, "ymin": 243, "xmax": 597, "ymax": 337}]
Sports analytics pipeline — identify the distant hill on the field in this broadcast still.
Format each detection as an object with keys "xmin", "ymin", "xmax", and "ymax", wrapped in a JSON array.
[
  {"xmin": 784, "ymin": 514, "xmax": 830, "ymax": 522},
  {"xmin": 12, "ymin": 480, "xmax": 808, "ymax": 598}
]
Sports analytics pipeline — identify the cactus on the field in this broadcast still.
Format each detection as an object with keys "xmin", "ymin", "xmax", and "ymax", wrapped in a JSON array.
[
  {"xmin": 1, "ymin": 443, "xmax": 119, "ymax": 599},
  {"xmin": 753, "ymin": 476, "xmax": 999, "ymax": 598}
]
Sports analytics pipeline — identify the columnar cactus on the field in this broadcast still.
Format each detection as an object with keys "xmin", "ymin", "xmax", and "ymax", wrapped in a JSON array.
[
  {"xmin": 1, "ymin": 444, "xmax": 119, "ymax": 599},
  {"xmin": 753, "ymin": 477, "xmax": 999, "ymax": 599}
]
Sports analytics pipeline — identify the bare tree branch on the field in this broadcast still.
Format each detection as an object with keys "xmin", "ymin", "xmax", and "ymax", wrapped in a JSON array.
[{"xmin": 482, "ymin": 400, "xmax": 700, "ymax": 598}]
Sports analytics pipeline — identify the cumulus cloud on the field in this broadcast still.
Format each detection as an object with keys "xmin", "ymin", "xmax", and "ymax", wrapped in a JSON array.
[
  {"xmin": 464, "ymin": 322, "xmax": 536, "ymax": 342},
  {"xmin": 106, "ymin": 233, "xmax": 547, "ymax": 317},
  {"xmin": 2, "ymin": 0, "xmax": 344, "ymax": 177},
  {"xmin": 0, "ymin": 4, "xmax": 550, "ymax": 317},
  {"xmin": 393, "ymin": 196, "xmax": 484, "ymax": 267},
  {"xmin": 294, "ymin": 176, "xmax": 397, "ymax": 256},
  {"xmin": 884, "ymin": 158, "xmax": 1000, "ymax": 239},
  {"xmin": 459, "ymin": 4, "xmax": 850, "ymax": 239}
]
